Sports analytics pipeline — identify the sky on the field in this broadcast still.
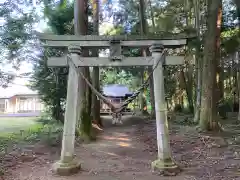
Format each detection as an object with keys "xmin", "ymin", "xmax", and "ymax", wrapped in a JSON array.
[
  {"xmin": 0, "ymin": 1, "xmax": 46, "ymax": 98},
  {"xmin": 0, "ymin": 62, "xmax": 37, "ymax": 98},
  {"xmin": 0, "ymin": 0, "xmax": 114, "ymax": 98}
]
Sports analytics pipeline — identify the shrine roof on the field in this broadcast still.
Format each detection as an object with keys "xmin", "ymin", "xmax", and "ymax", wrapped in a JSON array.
[{"xmin": 102, "ymin": 84, "xmax": 133, "ymax": 97}]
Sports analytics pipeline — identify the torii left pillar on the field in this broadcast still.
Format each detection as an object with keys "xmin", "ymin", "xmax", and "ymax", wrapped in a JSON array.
[{"xmin": 52, "ymin": 45, "xmax": 82, "ymax": 175}]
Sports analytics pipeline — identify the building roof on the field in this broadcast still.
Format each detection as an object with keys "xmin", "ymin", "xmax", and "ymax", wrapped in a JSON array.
[
  {"xmin": 102, "ymin": 84, "xmax": 133, "ymax": 97},
  {"xmin": 8, "ymin": 93, "xmax": 39, "ymax": 99},
  {"xmin": 0, "ymin": 85, "xmax": 39, "ymax": 99}
]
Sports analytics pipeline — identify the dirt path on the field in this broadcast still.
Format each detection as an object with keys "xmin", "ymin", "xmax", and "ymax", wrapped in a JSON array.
[{"xmin": 2, "ymin": 116, "xmax": 240, "ymax": 180}]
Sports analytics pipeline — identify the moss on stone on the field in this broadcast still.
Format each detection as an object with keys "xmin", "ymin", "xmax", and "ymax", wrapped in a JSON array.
[
  {"xmin": 151, "ymin": 158, "xmax": 178, "ymax": 170},
  {"xmin": 151, "ymin": 158, "xmax": 181, "ymax": 176}
]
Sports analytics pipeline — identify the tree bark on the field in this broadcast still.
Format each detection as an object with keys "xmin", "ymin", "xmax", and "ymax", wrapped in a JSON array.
[
  {"xmin": 53, "ymin": 71, "xmax": 64, "ymax": 124},
  {"xmin": 91, "ymin": 0, "xmax": 102, "ymax": 127},
  {"xmin": 236, "ymin": 52, "xmax": 240, "ymax": 120},
  {"xmin": 199, "ymin": 0, "xmax": 222, "ymax": 131},
  {"xmin": 75, "ymin": 0, "xmax": 94, "ymax": 141},
  {"xmin": 185, "ymin": 66, "xmax": 194, "ymax": 113},
  {"xmin": 193, "ymin": 0, "xmax": 202, "ymax": 122},
  {"xmin": 234, "ymin": 0, "xmax": 240, "ymax": 18},
  {"xmin": 140, "ymin": 68, "xmax": 149, "ymax": 115},
  {"xmin": 148, "ymin": 0, "xmax": 155, "ymax": 31},
  {"xmin": 216, "ymin": 2, "xmax": 224, "ymax": 102},
  {"xmin": 184, "ymin": 0, "xmax": 195, "ymax": 114},
  {"xmin": 139, "ymin": 0, "xmax": 154, "ymax": 117},
  {"xmin": 148, "ymin": 0, "xmax": 156, "ymax": 117}
]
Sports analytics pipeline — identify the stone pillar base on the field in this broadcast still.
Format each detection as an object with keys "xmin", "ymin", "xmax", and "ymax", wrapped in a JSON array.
[
  {"xmin": 52, "ymin": 158, "xmax": 81, "ymax": 176},
  {"xmin": 151, "ymin": 158, "xmax": 181, "ymax": 176}
]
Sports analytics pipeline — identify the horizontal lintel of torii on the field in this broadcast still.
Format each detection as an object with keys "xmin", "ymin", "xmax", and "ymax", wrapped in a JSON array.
[
  {"xmin": 43, "ymin": 39, "xmax": 187, "ymax": 47},
  {"xmin": 37, "ymin": 33, "xmax": 195, "ymax": 41},
  {"xmin": 47, "ymin": 56, "xmax": 188, "ymax": 67}
]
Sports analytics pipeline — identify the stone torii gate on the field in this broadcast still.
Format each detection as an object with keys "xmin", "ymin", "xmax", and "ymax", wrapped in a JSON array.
[{"xmin": 38, "ymin": 33, "xmax": 191, "ymax": 175}]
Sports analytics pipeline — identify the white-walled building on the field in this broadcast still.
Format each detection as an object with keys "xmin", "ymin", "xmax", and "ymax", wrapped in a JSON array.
[{"xmin": 0, "ymin": 93, "xmax": 44, "ymax": 113}]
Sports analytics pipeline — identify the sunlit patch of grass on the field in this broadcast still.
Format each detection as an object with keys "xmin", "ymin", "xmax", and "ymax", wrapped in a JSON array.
[
  {"xmin": 0, "ymin": 119, "xmax": 63, "ymax": 153},
  {"xmin": 0, "ymin": 117, "xmax": 39, "ymax": 133}
]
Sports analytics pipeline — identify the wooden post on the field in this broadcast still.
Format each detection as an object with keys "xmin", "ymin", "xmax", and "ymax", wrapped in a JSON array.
[
  {"xmin": 52, "ymin": 45, "xmax": 81, "ymax": 175},
  {"xmin": 150, "ymin": 44, "xmax": 180, "ymax": 174}
]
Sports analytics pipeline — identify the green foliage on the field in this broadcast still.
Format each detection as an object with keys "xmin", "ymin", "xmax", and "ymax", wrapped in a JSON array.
[
  {"xmin": 30, "ymin": 1, "xmax": 75, "ymax": 122},
  {"xmin": 0, "ymin": 0, "xmax": 37, "ymax": 85},
  {"xmin": 30, "ymin": 0, "xmax": 98, "ymax": 123},
  {"xmin": 101, "ymin": 68, "xmax": 134, "ymax": 86},
  {"xmin": 221, "ymin": 28, "xmax": 239, "ymax": 55},
  {"xmin": 44, "ymin": 3, "xmax": 74, "ymax": 35},
  {"xmin": 0, "ymin": 1, "xmax": 36, "ymax": 59},
  {"xmin": 164, "ymin": 67, "xmax": 178, "ymax": 99},
  {"xmin": 0, "ymin": 119, "xmax": 62, "ymax": 153},
  {"xmin": 29, "ymin": 48, "xmax": 67, "ymax": 122}
]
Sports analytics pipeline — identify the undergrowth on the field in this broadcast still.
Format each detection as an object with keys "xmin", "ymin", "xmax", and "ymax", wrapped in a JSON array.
[{"xmin": 172, "ymin": 114, "xmax": 197, "ymax": 126}]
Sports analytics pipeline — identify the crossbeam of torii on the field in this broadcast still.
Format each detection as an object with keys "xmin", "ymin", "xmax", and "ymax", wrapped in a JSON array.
[{"xmin": 38, "ymin": 33, "xmax": 195, "ymax": 176}]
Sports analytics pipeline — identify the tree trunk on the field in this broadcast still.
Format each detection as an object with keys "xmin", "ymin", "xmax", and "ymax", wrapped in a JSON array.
[
  {"xmin": 148, "ymin": 0, "xmax": 155, "ymax": 31},
  {"xmin": 216, "ymin": 2, "xmax": 224, "ymax": 102},
  {"xmin": 194, "ymin": 54, "xmax": 202, "ymax": 122},
  {"xmin": 234, "ymin": 0, "xmax": 240, "ymax": 20},
  {"xmin": 179, "ymin": 68, "xmax": 194, "ymax": 113},
  {"xmin": 199, "ymin": 0, "xmax": 222, "ymax": 131},
  {"xmin": 148, "ymin": 0, "xmax": 156, "ymax": 117},
  {"xmin": 140, "ymin": 68, "xmax": 149, "ymax": 115},
  {"xmin": 184, "ymin": 0, "xmax": 194, "ymax": 114},
  {"xmin": 193, "ymin": 0, "xmax": 202, "ymax": 123},
  {"xmin": 139, "ymin": 0, "xmax": 154, "ymax": 117},
  {"xmin": 91, "ymin": 0, "xmax": 102, "ymax": 127},
  {"xmin": 187, "ymin": 67, "xmax": 194, "ymax": 113},
  {"xmin": 236, "ymin": 52, "xmax": 240, "ymax": 120},
  {"xmin": 148, "ymin": 65, "xmax": 155, "ymax": 117},
  {"xmin": 53, "ymin": 71, "xmax": 64, "ymax": 124},
  {"xmin": 75, "ymin": 0, "xmax": 94, "ymax": 141}
]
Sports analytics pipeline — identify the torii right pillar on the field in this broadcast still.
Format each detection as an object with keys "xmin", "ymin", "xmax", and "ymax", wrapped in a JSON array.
[{"xmin": 150, "ymin": 44, "xmax": 181, "ymax": 175}]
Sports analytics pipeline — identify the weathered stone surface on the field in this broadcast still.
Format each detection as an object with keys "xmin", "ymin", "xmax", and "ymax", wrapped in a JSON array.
[
  {"xmin": 151, "ymin": 158, "xmax": 181, "ymax": 176},
  {"xmin": 52, "ymin": 159, "xmax": 81, "ymax": 176}
]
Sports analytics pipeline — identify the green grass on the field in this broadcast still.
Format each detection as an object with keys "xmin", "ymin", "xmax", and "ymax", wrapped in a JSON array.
[
  {"xmin": 0, "ymin": 117, "xmax": 63, "ymax": 153},
  {"xmin": 0, "ymin": 117, "xmax": 39, "ymax": 133}
]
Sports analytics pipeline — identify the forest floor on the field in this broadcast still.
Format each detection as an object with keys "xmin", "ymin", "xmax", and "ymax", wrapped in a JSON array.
[{"xmin": 2, "ymin": 114, "xmax": 240, "ymax": 180}]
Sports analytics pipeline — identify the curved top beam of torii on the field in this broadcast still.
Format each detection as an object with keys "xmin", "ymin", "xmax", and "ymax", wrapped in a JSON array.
[{"xmin": 36, "ymin": 32, "xmax": 195, "ymax": 48}]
